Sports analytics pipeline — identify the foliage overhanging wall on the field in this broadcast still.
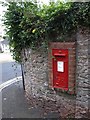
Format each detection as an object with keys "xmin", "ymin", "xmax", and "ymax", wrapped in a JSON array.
[{"xmin": 3, "ymin": 1, "xmax": 90, "ymax": 62}]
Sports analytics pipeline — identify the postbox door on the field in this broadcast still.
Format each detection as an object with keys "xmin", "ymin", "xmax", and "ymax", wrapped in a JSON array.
[{"xmin": 52, "ymin": 49, "xmax": 68, "ymax": 90}]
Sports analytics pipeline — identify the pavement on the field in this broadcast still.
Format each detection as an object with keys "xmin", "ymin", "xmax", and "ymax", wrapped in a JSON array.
[
  {"xmin": 2, "ymin": 80, "xmax": 60, "ymax": 119},
  {"xmin": 2, "ymin": 80, "xmax": 42, "ymax": 118}
]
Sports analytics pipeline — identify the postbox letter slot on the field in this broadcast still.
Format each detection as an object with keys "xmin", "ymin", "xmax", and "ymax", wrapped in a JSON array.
[{"xmin": 54, "ymin": 54, "xmax": 66, "ymax": 57}]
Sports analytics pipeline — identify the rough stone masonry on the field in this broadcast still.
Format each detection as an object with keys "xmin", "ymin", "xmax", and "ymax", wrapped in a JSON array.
[
  {"xmin": 22, "ymin": 27, "xmax": 90, "ymax": 118},
  {"xmin": 75, "ymin": 27, "xmax": 90, "ymax": 118}
]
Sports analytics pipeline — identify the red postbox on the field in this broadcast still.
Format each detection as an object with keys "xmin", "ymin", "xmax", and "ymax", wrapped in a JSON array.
[{"xmin": 52, "ymin": 49, "xmax": 68, "ymax": 90}]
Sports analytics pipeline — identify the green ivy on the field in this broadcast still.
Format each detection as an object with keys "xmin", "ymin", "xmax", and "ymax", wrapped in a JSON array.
[
  {"xmin": 46, "ymin": 2, "xmax": 90, "ymax": 41},
  {"xmin": 3, "ymin": 1, "xmax": 90, "ymax": 62}
]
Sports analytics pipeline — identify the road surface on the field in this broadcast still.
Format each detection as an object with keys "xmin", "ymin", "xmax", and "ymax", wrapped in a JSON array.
[{"xmin": 0, "ymin": 53, "xmax": 22, "ymax": 84}]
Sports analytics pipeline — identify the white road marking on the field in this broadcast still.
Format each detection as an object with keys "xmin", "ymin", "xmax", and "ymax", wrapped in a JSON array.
[{"xmin": 0, "ymin": 76, "xmax": 22, "ymax": 92}]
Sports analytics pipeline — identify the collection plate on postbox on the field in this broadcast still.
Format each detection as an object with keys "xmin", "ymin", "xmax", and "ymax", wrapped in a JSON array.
[
  {"xmin": 52, "ymin": 49, "xmax": 68, "ymax": 90},
  {"xmin": 57, "ymin": 61, "xmax": 64, "ymax": 72}
]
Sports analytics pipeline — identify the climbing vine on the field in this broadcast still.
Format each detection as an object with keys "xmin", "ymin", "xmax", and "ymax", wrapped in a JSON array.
[{"xmin": 3, "ymin": 1, "xmax": 90, "ymax": 62}]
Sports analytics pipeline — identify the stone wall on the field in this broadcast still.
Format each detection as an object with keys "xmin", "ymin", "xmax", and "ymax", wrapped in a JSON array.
[
  {"xmin": 22, "ymin": 27, "xmax": 90, "ymax": 118},
  {"xmin": 75, "ymin": 27, "xmax": 90, "ymax": 118},
  {"xmin": 22, "ymin": 47, "xmax": 76, "ymax": 118},
  {"xmin": 21, "ymin": 47, "xmax": 48, "ymax": 98}
]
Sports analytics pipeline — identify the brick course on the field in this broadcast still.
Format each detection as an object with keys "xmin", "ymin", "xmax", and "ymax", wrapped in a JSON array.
[{"xmin": 48, "ymin": 42, "xmax": 76, "ymax": 94}]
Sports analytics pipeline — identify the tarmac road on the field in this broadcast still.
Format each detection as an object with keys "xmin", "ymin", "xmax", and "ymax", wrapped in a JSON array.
[{"xmin": 0, "ymin": 53, "xmax": 22, "ymax": 84}]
